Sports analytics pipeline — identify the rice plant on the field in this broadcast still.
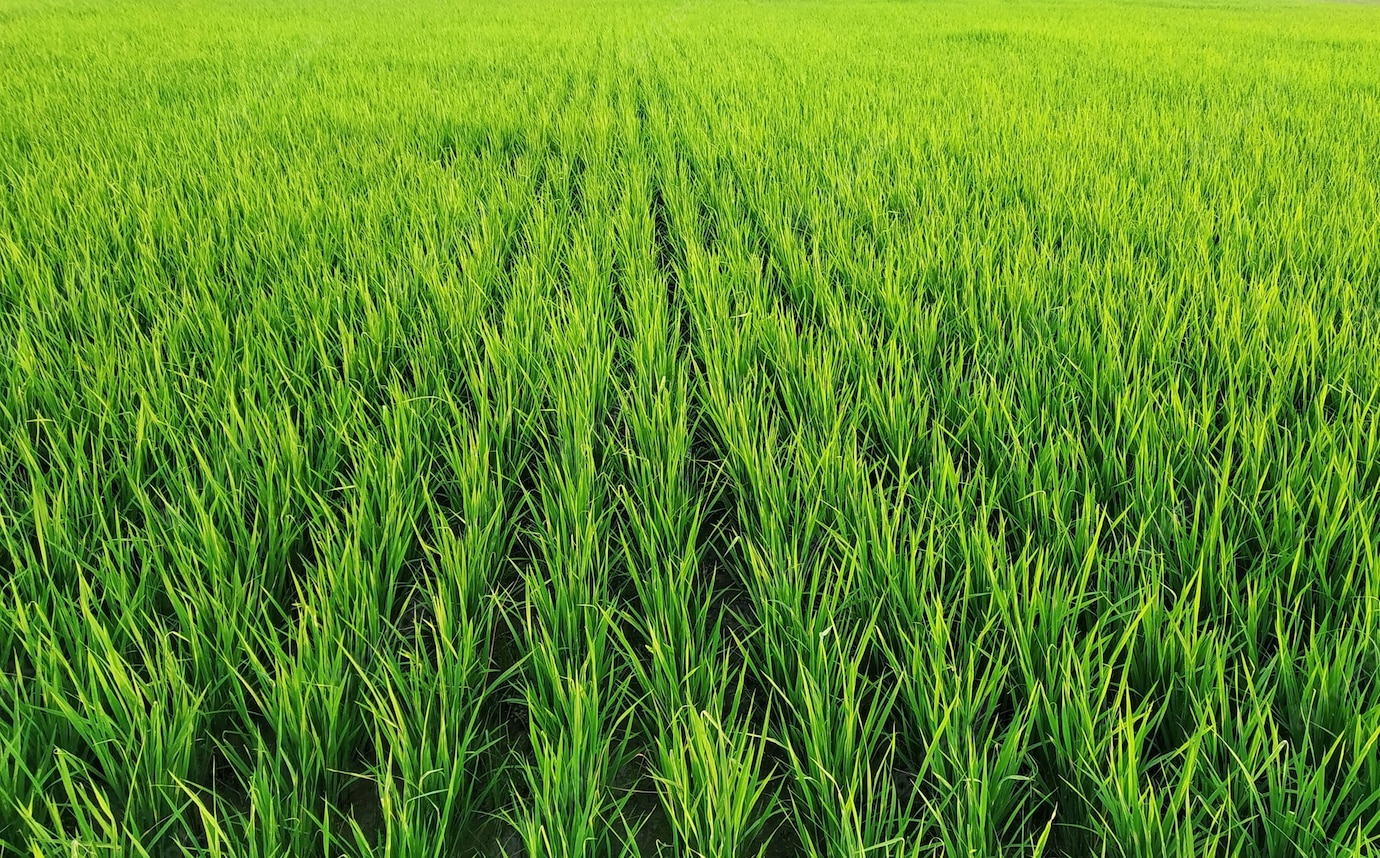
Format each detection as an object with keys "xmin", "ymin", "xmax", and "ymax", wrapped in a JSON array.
[{"xmin": 2, "ymin": 0, "xmax": 1379, "ymax": 854}]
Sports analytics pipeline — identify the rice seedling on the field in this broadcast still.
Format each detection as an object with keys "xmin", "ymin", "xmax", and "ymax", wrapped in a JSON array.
[{"xmin": 2, "ymin": 0, "xmax": 1379, "ymax": 854}]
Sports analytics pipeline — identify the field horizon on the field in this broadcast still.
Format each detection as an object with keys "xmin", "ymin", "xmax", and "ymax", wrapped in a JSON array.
[{"xmin": 3, "ymin": 0, "xmax": 1379, "ymax": 855}]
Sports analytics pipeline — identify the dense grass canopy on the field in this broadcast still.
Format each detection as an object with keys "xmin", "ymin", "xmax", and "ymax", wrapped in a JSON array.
[{"xmin": 2, "ymin": 0, "xmax": 1379, "ymax": 854}]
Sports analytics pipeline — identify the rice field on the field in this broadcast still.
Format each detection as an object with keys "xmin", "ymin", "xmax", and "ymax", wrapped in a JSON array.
[{"xmin": 2, "ymin": 0, "xmax": 1380, "ymax": 854}]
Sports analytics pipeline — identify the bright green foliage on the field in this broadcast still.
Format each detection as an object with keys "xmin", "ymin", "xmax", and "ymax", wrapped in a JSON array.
[{"xmin": 2, "ymin": 0, "xmax": 1380, "ymax": 854}]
